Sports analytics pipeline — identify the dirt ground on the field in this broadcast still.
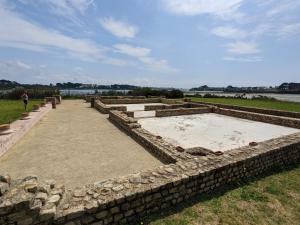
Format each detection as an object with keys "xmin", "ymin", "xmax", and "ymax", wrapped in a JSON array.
[{"xmin": 0, "ymin": 100, "xmax": 162, "ymax": 188}]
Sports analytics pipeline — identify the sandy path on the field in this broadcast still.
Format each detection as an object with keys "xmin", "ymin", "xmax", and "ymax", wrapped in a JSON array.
[{"xmin": 0, "ymin": 100, "xmax": 162, "ymax": 188}]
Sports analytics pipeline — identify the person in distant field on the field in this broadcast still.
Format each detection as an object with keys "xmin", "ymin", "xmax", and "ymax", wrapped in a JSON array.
[{"xmin": 21, "ymin": 91, "xmax": 29, "ymax": 111}]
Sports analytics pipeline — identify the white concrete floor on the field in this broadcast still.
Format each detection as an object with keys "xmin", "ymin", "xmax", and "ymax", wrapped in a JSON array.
[
  {"xmin": 138, "ymin": 113, "xmax": 300, "ymax": 152},
  {"xmin": 108, "ymin": 103, "xmax": 165, "ymax": 111}
]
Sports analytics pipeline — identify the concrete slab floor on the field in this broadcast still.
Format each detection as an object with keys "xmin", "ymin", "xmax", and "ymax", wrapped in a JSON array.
[
  {"xmin": 0, "ymin": 100, "xmax": 163, "ymax": 188},
  {"xmin": 138, "ymin": 113, "xmax": 300, "ymax": 152},
  {"xmin": 108, "ymin": 103, "xmax": 166, "ymax": 111}
]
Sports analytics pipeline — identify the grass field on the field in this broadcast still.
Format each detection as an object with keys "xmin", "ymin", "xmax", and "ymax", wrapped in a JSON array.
[
  {"xmin": 191, "ymin": 97, "xmax": 300, "ymax": 113},
  {"xmin": 0, "ymin": 99, "xmax": 43, "ymax": 124},
  {"xmin": 147, "ymin": 97, "xmax": 300, "ymax": 225},
  {"xmin": 148, "ymin": 166, "xmax": 300, "ymax": 225}
]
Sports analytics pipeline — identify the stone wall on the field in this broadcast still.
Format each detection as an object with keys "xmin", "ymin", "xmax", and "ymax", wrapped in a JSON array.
[
  {"xmin": 144, "ymin": 103, "xmax": 189, "ymax": 111},
  {"xmin": 94, "ymin": 100, "xmax": 127, "ymax": 114},
  {"xmin": 156, "ymin": 107, "xmax": 211, "ymax": 117},
  {"xmin": 194, "ymin": 101, "xmax": 300, "ymax": 119},
  {"xmin": 161, "ymin": 98, "xmax": 184, "ymax": 104},
  {"xmin": 100, "ymin": 98, "xmax": 162, "ymax": 105},
  {"xmin": 214, "ymin": 107, "xmax": 300, "ymax": 129},
  {"xmin": 1, "ymin": 132, "xmax": 299, "ymax": 225},
  {"xmin": 108, "ymin": 110, "xmax": 189, "ymax": 163}
]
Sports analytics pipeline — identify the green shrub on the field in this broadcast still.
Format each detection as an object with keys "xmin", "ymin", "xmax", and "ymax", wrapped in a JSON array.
[{"xmin": 2, "ymin": 87, "xmax": 59, "ymax": 99}]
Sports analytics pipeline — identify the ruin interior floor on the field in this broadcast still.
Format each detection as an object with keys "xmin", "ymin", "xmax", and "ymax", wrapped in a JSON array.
[
  {"xmin": 108, "ymin": 103, "xmax": 166, "ymax": 111},
  {"xmin": 0, "ymin": 100, "xmax": 162, "ymax": 188},
  {"xmin": 138, "ymin": 113, "xmax": 300, "ymax": 152},
  {"xmin": 108, "ymin": 103, "xmax": 166, "ymax": 118}
]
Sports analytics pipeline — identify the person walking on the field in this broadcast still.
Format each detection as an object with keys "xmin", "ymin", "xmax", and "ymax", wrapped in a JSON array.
[{"xmin": 21, "ymin": 91, "xmax": 29, "ymax": 111}]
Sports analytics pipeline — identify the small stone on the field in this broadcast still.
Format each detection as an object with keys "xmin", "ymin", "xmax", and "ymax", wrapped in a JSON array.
[
  {"xmin": 24, "ymin": 183, "xmax": 38, "ymax": 193},
  {"xmin": 110, "ymin": 206, "xmax": 120, "ymax": 214},
  {"xmin": 30, "ymin": 199, "xmax": 42, "ymax": 210},
  {"xmin": 93, "ymin": 193, "xmax": 99, "ymax": 198},
  {"xmin": 165, "ymin": 167, "xmax": 174, "ymax": 173},
  {"xmin": 0, "ymin": 175, "xmax": 11, "ymax": 184},
  {"xmin": 249, "ymin": 141, "xmax": 258, "ymax": 147},
  {"xmin": 17, "ymin": 216, "xmax": 32, "ymax": 225},
  {"xmin": 0, "ymin": 182, "xmax": 9, "ymax": 196},
  {"xmin": 123, "ymin": 183, "xmax": 131, "ymax": 189},
  {"xmin": 96, "ymin": 210, "xmax": 108, "ymax": 219},
  {"xmin": 129, "ymin": 174, "xmax": 142, "ymax": 184},
  {"xmin": 99, "ymin": 188, "xmax": 111, "ymax": 196},
  {"xmin": 85, "ymin": 200, "xmax": 98, "ymax": 213},
  {"xmin": 47, "ymin": 194, "xmax": 60, "ymax": 204},
  {"xmin": 40, "ymin": 205, "xmax": 56, "ymax": 220},
  {"xmin": 37, "ymin": 184, "xmax": 50, "ymax": 193},
  {"xmin": 23, "ymin": 175, "xmax": 38, "ymax": 182},
  {"xmin": 51, "ymin": 188, "xmax": 63, "ymax": 196},
  {"xmin": 103, "ymin": 183, "xmax": 113, "ymax": 188},
  {"xmin": 73, "ymin": 188, "xmax": 86, "ymax": 197},
  {"xmin": 35, "ymin": 192, "xmax": 48, "ymax": 203},
  {"xmin": 63, "ymin": 204, "xmax": 70, "ymax": 210},
  {"xmin": 45, "ymin": 179, "xmax": 56, "ymax": 189},
  {"xmin": 112, "ymin": 185, "xmax": 124, "ymax": 192},
  {"xmin": 149, "ymin": 177, "xmax": 156, "ymax": 183},
  {"xmin": 151, "ymin": 172, "xmax": 160, "ymax": 177}
]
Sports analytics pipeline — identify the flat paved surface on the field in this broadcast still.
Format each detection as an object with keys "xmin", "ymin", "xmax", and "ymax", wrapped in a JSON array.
[
  {"xmin": 139, "ymin": 113, "xmax": 300, "ymax": 152},
  {"xmin": 0, "ymin": 100, "xmax": 162, "ymax": 188}
]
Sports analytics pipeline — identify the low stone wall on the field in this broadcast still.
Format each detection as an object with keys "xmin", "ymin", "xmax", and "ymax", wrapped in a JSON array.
[
  {"xmin": 214, "ymin": 107, "xmax": 300, "ymax": 129},
  {"xmin": 45, "ymin": 97, "xmax": 57, "ymax": 109},
  {"xmin": 94, "ymin": 100, "xmax": 127, "ymax": 114},
  {"xmin": 100, "ymin": 96, "xmax": 146, "ymax": 100},
  {"xmin": 156, "ymin": 107, "xmax": 211, "ymax": 117},
  {"xmin": 53, "ymin": 95, "xmax": 62, "ymax": 104},
  {"xmin": 144, "ymin": 103, "xmax": 190, "ymax": 111},
  {"xmin": 108, "ymin": 111, "xmax": 189, "ymax": 163},
  {"xmin": 101, "ymin": 98, "xmax": 162, "ymax": 104},
  {"xmin": 195, "ymin": 101, "xmax": 300, "ymax": 119},
  {"xmin": 1, "ymin": 132, "xmax": 299, "ymax": 225},
  {"xmin": 85, "ymin": 95, "xmax": 97, "ymax": 103},
  {"xmin": 161, "ymin": 98, "xmax": 184, "ymax": 104}
]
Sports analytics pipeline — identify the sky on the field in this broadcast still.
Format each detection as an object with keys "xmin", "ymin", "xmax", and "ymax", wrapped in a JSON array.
[{"xmin": 0, "ymin": 0, "xmax": 300, "ymax": 88}]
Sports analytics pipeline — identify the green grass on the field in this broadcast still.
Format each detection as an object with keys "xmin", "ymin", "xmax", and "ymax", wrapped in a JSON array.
[
  {"xmin": 0, "ymin": 99, "xmax": 43, "ymax": 124},
  {"xmin": 148, "ymin": 166, "xmax": 300, "ymax": 225},
  {"xmin": 191, "ymin": 97, "xmax": 300, "ymax": 113}
]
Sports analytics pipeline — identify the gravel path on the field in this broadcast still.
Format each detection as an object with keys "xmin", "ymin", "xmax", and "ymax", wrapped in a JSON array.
[{"xmin": 0, "ymin": 100, "xmax": 162, "ymax": 188}]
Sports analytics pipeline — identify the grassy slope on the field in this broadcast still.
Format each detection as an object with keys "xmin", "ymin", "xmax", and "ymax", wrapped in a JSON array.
[
  {"xmin": 149, "ymin": 97, "xmax": 300, "ymax": 225},
  {"xmin": 191, "ymin": 97, "xmax": 300, "ymax": 113},
  {"xmin": 0, "ymin": 99, "xmax": 43, "ymax": 124},
  {"xmin": 149, "ymin": 166, "xmax": 300, "ymax": 225}
]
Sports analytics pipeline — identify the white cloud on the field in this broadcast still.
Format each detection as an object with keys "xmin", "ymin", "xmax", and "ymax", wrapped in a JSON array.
[
  {"xmin": 223, "ymin": 56, "xmax": 262, "ymax": 62},
  {"xmin": 114, "ymin": 44, "xmax": 178, "ymax": 73},
  {"xmin": 162, "ymin": 0, "xmax": 244, "ymax": 17},
  {"xmin": 18, "ymin": 0, "xmax": 94, "ymax": 15},
  {"xmin": 0, "ymin": 5, "xmax": 106, "ymax": 61},
  {"xmin": 103, "ymin": 58, "xmax": 132, "ymax": 67},
  {"xmin": 212, "ymin": 26, "xmax": 248, "ymax": 39},
  {"xmin": 226, "ymin": 41, "xmax": 260, "ymax": 55},
  {"xmin": 277, "ymin": 23, "xmax": 300, "ymax": 38},
  {"xmin": 114, "ymin": 44, "xmax": 151, "ymax": 57},
  {"xmin": 15, "ymin": 60, "xmax": 31, "ymax": 69},
  {"xmin": 100, "ymin": 18, "xmax": 138, "ymax": 38},
  {"xmin": 266, "ymin": 0, "xmax": 300, "ymax": 16}
]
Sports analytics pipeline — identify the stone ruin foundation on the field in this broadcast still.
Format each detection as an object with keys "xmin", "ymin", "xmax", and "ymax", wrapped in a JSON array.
[{"xmin": 0, "ymin": 96, "xmax": 300, "ymax": 225}]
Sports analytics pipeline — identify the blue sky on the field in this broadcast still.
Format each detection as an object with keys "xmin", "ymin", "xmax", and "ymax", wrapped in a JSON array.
[{"xmin": 0, "ymin": 0, "xmax": 299, "ymax": 88}]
